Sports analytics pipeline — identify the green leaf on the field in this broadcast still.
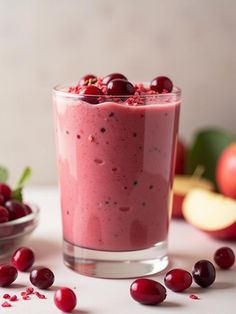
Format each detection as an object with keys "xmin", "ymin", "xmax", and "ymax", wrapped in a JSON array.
[
  {"xmin": 187, "ymin": 128, "xmax": 235, "ymax": 189},
  {"xmin": 11, "ymin": 188, "xmax": 23, "ymax": 202},
  {"xmin": 0, "ymin": 166, "xmax": 9, "ymax": 183},
  {"xmin": 14, "ymin": 167, "xmax": 32, "ymax": 190}
]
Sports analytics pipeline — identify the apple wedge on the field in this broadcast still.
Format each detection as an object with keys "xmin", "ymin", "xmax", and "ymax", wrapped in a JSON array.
[
  {"xmin": 172, "ymin": 175, "xmax": 214, "ymax": 218},
  {"xmin": 183, "ymin": 189, "xmax": 236, "ymax": 240}
]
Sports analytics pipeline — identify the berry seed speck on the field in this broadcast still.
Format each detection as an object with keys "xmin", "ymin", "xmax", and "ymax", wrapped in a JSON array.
[{"xmin": 100, "ymin": 127, "xmax": 106, "ymax": 133}]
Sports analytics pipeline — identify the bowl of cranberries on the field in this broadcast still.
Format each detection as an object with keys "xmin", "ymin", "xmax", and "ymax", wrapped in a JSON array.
[{"xmin": 0, "ymin": 167, "xmax": 39, "ymax": 259}]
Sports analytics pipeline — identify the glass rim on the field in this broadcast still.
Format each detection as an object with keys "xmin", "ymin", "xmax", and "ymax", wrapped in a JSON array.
[{"xmin": 52, "ymin": 82, "xmax": 181, "ymax": 99}]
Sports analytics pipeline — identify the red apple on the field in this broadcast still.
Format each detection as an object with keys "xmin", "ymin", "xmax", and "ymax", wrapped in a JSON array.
[
  {"xmin": 174, "ymin": 139, "xmax": 187, "ymax": 175},
  {"xmin": 183, "ymin": 189, "xmax": 236, "ymax": 240},
  {"xmin": 216, "ymin": 143, "xmax": 236, "ymax": 199},
  {"xmin": 172, "ymin": 176, "xmax": 214, "ymax": 218}
]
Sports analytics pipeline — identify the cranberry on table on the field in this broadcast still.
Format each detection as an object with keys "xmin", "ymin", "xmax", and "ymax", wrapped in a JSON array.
[
  {"xmin": 79, "ymin": 74, "xmax": 97, "ymax": 86},
  {"xmin": 79, "ymin": 85, "xmax": 104, "ymax": 104},
  {"xmin": 214, "ymin": 247, "xmax": 235, "ymax": 269},
  {"xmin": 107, "ymin": 79, "xmax": 135, "ymax": 97},
  {"xmin": 192, "ymin": 260, "xmax": 216, "ymax": 288},
  {"xmin": 150, "ymin": 76, "xmax": 173, "ymax": 93},
  {"xmin": 130, "ymin": 278, "xmax": 166, "ymax": 305},
  {"xmin": 12, "ymin": 247, "xmax": 35, "ymax": 271},
  {"xmin": 0, "ymin": 264, "xmax": 18, "ymax": 287},
  {"xmin": 0, "ymin": 183, "xmax": 12, "ymax": 202},
  {"xmin": 30, "ymin": 266, "xmax": 55, "ymax": 289},
  {"xmin": 164, "ymin": 268, "xmax": 192, "ymax": 292},
  {"xmin": 102, "ymin": 72, "xmax": 127, "ymax": 85},
  {"xmin": 4, "ymin": 200, "xmax": 28, "ymax": 221},
  {"xmin": 0, "ymin": 206, "xmax": 9, "ymax": 223},
  {"xmin": 54, "ymin": 287, "xmax": 77, "ymax": 313}
]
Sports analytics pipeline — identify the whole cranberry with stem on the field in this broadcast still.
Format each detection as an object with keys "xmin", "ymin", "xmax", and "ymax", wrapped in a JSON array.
[
  {"xmin": 164, "ymin": 268, "xmax": 192, "ymax": 292},
  {"xmin": 79, "ymin": 74, "xmax": 97, "ymax": 86},
  {"xmin": 0, "ymin": 183, "xmax": 12, "ymax": 202},
  {"xmin": 214, "ymin": 247, "xmax": 235, "ymax": 269},
  {"xmin": 192, "ymin": 260, "xmax": 216, "ymax": 288},
  {"xmin": 0, "ymin": 193, "xmax": 4, "ymax": 205},
  {"xmin": 0, "ymin": 206, "xmax": 9, "ymax": 223},
  {"xmin": 0, "ymin": 264, "xmax": 18, "ymax": 287},
  {"xmin": 12, "ymin": 247, "xmax": 35, "ymax": 271},
  {"xmin": 30, "ymin": 266, "xmax": 55, "ymax": 289},
  {"xmin": 150, "ymin": 76, "xmax": 173, "ymax": 93},
  {"xmin": 130, "ymin": 278, "xmax": 166, "ymax": 305},
  {"xmin": 107, "ymin": 79, "xmax": 135, "ymax": 98},
  {"xmin": 102, "ymin": 72, "xmax": 127, "ymax": 85},
  {"xmin": 79, "ymin": 85, "xmax": 104, "ymax": 104},
  {"xmin": 54, "ymin": 287, "xmax": 77, "ymax": 312},
  {"xmin": 4, "ymin": 200, "xmax": 28, "ymax": 221}
]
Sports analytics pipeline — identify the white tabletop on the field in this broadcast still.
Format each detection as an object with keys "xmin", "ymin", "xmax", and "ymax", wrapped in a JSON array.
[{"xmin": 1, "ymin": 186, "xmax": 235, "ymax": 314}]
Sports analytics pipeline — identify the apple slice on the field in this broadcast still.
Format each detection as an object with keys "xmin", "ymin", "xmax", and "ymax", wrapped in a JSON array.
[
  {"xmin": 183, "ymin": 189, "xmax": 236, "ymax": 240},
  {"xmin": 172, "ymin": 175, "xmax": 214, "ymax": 218}
]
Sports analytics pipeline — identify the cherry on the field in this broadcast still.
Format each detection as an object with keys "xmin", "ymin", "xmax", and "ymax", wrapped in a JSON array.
[
  {"xmin": 4, "ymin": 200, "xmax": 28, "ymax": 221},
  {"xmin": 150, "ymin": 76, "xmax": 173, "ymax": 93},
  {"xmin": 164, "ymin": 268, "xmax": 192, "ymax": 292},
  {"xmin": 79, "ymin": 74, "xmax": 97, "ymax": 86},
  {"xmin": 0, "ymin": 206, "xmax": 9, "ymax": 223},
  {"xmin": 54, "ymin": 287, "xmax": 77, "ymax": 312},
  {"xmin": 192, "ymin": 260, "xmax": 216, "ymax": 288},
  {"xmin": 214, "ymin": 247, "xmax": 235, "ymax": 269},
  {"xmin": 0, "ymin": 193, "xmax": 4, "ymax": 205},
  {"xmin": 12, "ymin": 247, "xmax": 35, "ymax": 271},
  {"xmin": 0, "ymin": 183, "xmax": 12, "ymax": 202},
  {"xmin": 107, "ymin": 79, "xmax": 135, "ymax": 97},
  {"xmin": 102, "ymin": 72, "xmax": 127, "ymax": 85},
  {"xmin": 0, "ymin": 264, "xmax": 18, "ymax": 287},
  {"xmin": 79, "ymin": 85, "xmax": 104, "ymax": 104},
  {"xmin": 30, "ymin": 266, "xmax": 55, "ymax": 289},
  {"xmin": 130, "ymin": 278, "xmax": 166, "ymax": 305}
]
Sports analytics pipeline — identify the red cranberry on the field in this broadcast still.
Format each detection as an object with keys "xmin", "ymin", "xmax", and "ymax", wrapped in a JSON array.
[
  {"xmin": 102, "ymin": 72, "xmax": 127, "ymax": 85},
  {"xmin": 107, "ymin": 79, "xmax": 135, "ymax": 98},
  {"xmin": 164, "ymin": 268, "xmax": 192, "ymax": 292},
  {"xmin": 12, "ymin": 247, "xmax": 35, "ymax": 271},
  {"xmin": 192, "ymin": 260, "xmax": 216, "ymax": 288},
  {"xmin": 150, "ymin": 76, "xmax": 173, "ymax": 93},
  {"xmin": 4, "ymin": 200, "xmax": 28, "ymax": 221},
  {"xmin": 24, "ymin": 204, "xmax": 32, "ymax": 215},
  {"xmin": 79, "ymin": 74, "xmax": 97, "ymax": 86},
  {"xmin": 0, "ymin": 183, "xmax": 12, "ymax": 202},
  {"xmin": 54, "ymin": 287, "xmax": 77, "ymax": 312},
  {"xmin": 0, "ymin": 206, "xmax": 9, "ymax": 223},
  {"xmin": 130, "ymin": 278, "xmax": 166, "ymax": 305},
  {"xmin": 214, "ymin": 247, "xmax": 235, "ymax": 269},
  {"xmin": 0, "ymin": 193, "xmax": 4, "ymax": 205},
  {"xmin": 30, "ymin": 266, "xmax": 55, "ymax": 289},
  {"xmin": 79, "ymin": 85, "xmax": 104, "ymax": 104},
  {"xmin": 0, "ymin": 264, "xmax": 18, "ymax": 287}
]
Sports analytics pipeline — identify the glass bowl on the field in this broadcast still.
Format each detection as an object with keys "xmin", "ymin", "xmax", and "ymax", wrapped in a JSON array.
[{"xmin": 0, "ymin": 204, "xmax": 39, "ymax": 259}]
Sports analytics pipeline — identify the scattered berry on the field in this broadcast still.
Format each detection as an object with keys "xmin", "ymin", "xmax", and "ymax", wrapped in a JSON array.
[
  {"xmin": 0, "ymin": 206, "xmax": 9, "ymax": 223},
  {"xmin": 164, "ymin": 268, "xmax": 192, "ymax": 292},
  {"xmin": 107, "ymin": 79, "xmax": 135, "ymax": 97},
  {"xmin": 9, "ymin": 295, "xmax": 17, "ymax": 302},
  {"xmin": 4, "ymin": 200, "xmax": 28, "ymax": 221},
  {"xmin": 12, "ymin": 247, "xmax": 35, "ymax": 271},
  {"xmin": 0, "ymin": 264, "xmax": 18, "ymax": 287},
  {"xmin": 79, "ymin": 74, "xmax": 97, "ymax": 85},
  {"xmin": 0, "ymin": 183, "xmax": 12, "ymax": 201},
  {"xmin": 26, "ymin": 287, "xmax": 34, "ymax": 295},
  {"xmin": 1, "ymin": 301, "xmax": 11, "ymax": 307},
  {"xmin": 54, "ymin": 287, "xmax": 77, "ymax": 313},
  {"xmin": 3, "ymin": 294, "xmax": 11, "ymax": 299},
  {"xmin": 214, "ymin": 247, "xmax": 235, "ymax": 269},
  {"xmin": 79, "ymin": 85, "xmax": 104, "ymax": 104},
  {"xmin": 35, "ymin": 291, "xmax": 46, "ymax": 299},
  {"xmin": 102, "ymin": 72, "xmax": 127, "ymax": 85},
  {"xmin": 130, "ymin": 278, "xmax": 166, "ymax": 305},
  {"xmin": 30, "ymin": 266, "xmax": 55, "ymax": 289},
  {"xmin": 192, "ymin": 260, "xmax": 216, "ymax": 288},
  {"xmin": 150, "ymin": 76, "xmax": 173, "ymax": 93}
]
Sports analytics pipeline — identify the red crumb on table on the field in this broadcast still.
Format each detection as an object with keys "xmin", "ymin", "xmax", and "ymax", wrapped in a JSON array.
[
  {"xmin": 20, "ymin": 291, "xmax": 27, "ymax": 296},
  {"xmin": 189, "ymin": 294, "xmax": 200, "ymax": 300},
  {"xmin": 1, "ymin": 301, "xmax": 11, "ymax": 307},
  {"xmin": 35, "ymin": 291, "xmax": 46, "ymax": 299},
  {"xmin": 26, "ymin": 287, "xmax": 34, "ymax": 295},
  {"xmin": 22, "ymin": 295, "xmax": 30, "ymax": 300},
  {"xmin": 9, "ymin": 295, "xmax": 17, "ymax": 301},
  {"xmin": 3, "ymin": 294, "xmax": 11, "ymax": 299}
]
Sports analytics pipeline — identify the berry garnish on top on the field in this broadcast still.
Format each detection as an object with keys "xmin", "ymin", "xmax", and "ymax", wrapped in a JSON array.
[
  {"xmin": 102, "ymin": 73, "xmax": 127, "ymax": 85},
  {"xmin": 107, "ymin": 79, "xmax": 135, "ymax": 97},
  {"xmin": 79, "ymin": 85, "xmax": 104, "ymax": 104},
  {"xmin": 79, "ymin": 74, "xmax": 97, "ymax": 86},
  {"xmin": 150, "ymin": 76, "xmax": 173, "ymax": 93}
]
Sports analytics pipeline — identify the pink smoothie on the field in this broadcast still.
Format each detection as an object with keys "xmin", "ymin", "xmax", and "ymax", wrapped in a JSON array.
[{"xmin": 54, "ymin": 94, "xmax": 180, "ymax": 251}]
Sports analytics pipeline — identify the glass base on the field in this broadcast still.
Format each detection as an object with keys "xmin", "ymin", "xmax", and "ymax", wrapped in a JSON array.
[{"xmin": 63, "ymin": 239, "xmax": 168, "ymax": 279}]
